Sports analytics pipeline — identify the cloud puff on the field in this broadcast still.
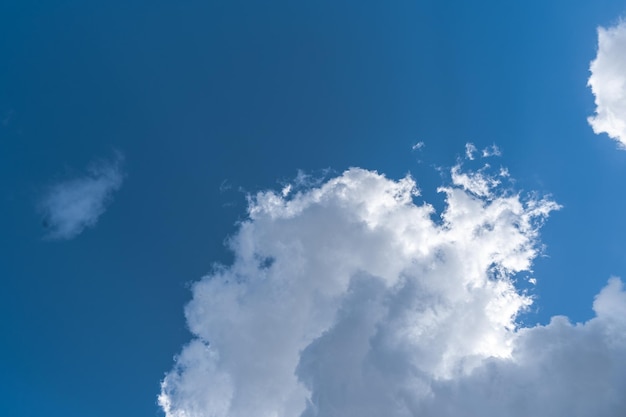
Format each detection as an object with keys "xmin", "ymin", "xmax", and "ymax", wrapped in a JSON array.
[
  {"xmin": 411, "ymin": 141, "xmax": 425, "ymax": 151},
  {"xmin": 588, "ymin": 21, "xmax": 626, "ymax": 147},
  {"xmin": 465, "ymin": 143, "xmax": 477, "ymax": 160},
  {"xmin": 40, "ymin": 155, "xmax": 124, "ymax": 240},
  {"xmin": 159, "ymin": 164, "xmax": 626, "ymax": 417},
  {"xmin": 465, "ymin": 143, "xmax": 501, "ymax": 160}
]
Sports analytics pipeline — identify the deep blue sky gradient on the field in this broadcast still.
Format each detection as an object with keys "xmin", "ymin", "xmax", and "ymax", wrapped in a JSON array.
[{"xmin": 2, "ymin": 1, "xmax": 626, "ymax": 416}]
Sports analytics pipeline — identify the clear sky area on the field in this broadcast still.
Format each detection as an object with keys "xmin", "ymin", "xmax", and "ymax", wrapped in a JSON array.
[{"xmin": 2, "ymin": 1, "xmax": 626, "ymax": 416}]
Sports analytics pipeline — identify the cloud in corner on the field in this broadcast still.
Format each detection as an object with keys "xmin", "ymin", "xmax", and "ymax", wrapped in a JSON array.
[
  {"xmin": 40, "ymin": 154, "xmax": 124, "ymax": 240},
  {"xmin": 588, "ymin": 20, "xmax": 626, "ymax": 147}
]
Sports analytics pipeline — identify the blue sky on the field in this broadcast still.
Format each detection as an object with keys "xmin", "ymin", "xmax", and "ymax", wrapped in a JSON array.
[{"xmin": 2, "ymin": 1, "xmax": 626, "ymax": 416}]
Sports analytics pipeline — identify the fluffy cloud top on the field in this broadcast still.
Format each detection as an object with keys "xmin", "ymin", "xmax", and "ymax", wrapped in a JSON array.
[
  {"xmin": 160, "ymin": 164, "xmax": 626, "ymax": 417},
  {"xmin": 588, "ymin": 21, "xmax": 626, "ymax": 146},
  {"xmin": 40, "ymin": 156, "xmax": 124, "ymax": 240}
]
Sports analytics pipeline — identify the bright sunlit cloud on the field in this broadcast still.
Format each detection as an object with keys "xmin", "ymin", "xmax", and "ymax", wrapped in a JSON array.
[
  {"xmin": 39, "ymin": 154, "xmax": 124, "ymax": 240},
  {"xmin": 158, "ymin": 160, "xmax": 624, "ymax": 417},
  {"xmin": 588, "ymin": 20, "xmax": 626, "ymax": 147}
]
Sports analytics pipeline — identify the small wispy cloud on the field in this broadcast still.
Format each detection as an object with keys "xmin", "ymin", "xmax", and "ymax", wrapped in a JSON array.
[
  {"xmin": 465, "ymin": 142, "xmax": 501, "ymax": 160},
  {"xmin": 588, "ymin": 20, "xmax": 626, "ymax": 147},
  {"xmin": 482, "ymin": 144, "xmax": 501, "ymax": 157},
  {"xmin": 40, "ymin": 154, "xmax": 124, "ymax": 240},
  {"xmin": 412, "ymin": 141, "xmax": 425, "ymax": 151},
  {"xmin": 277, "ymin": 168, "xmax": 334, "ymax": 200},
  {"xmin": 465, "ymin": 142, "xmax": 477, "ymax": 160}
]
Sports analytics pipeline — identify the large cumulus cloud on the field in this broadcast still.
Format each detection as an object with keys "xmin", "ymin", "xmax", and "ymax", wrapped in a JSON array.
[
  {"xmin": 159, "ymin": 163, "xmax": 626, "ymax": 417},
  {"xmin": 588, "ymin": 20, "xmax": 626, "ymax": 147}
]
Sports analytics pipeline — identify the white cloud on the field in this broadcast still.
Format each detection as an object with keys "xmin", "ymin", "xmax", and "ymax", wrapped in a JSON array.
[
  {"xmin": 449, "ymin": 163, "xmax": 505, "ymax": 197},
  {"xmin": 411, "ymin": 141, "xmax": 425, "ymax": 151},
  {"xmin": 159, "ymin": 164, "xmax": 626, "ymax": 417},
  {"xmin": 588, "ymin": 20, "xmax": 626, "ymax": 147},
  {"xmin": 418, "ymin": 278, "xmax": 626, "ymax": 417},
  {"xmin": 40, "ymin": 155, "xmax": 124, "ymax": 240},
  {"xmin": 481, "ymin": 144, "xmax": 501, "ymax": 158},
  {"xmin": 281, "ymin": 183, "xmax": 293, "ymax": 197},
  {"xmin": 465, "ymin": 143, "xmax": 477, "ymax": 160}
]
